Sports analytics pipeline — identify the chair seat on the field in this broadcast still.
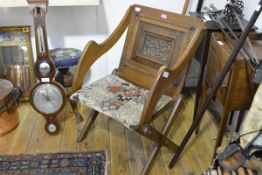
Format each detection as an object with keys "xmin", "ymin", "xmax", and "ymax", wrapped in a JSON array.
[{"xmin": 70, "ymin": 74, "xmax": 172, "ymax": 129}]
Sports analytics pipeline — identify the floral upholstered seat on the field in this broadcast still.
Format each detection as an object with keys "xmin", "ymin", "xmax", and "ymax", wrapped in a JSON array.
[{"xmin": 70, "ymin": 74, "xmax": 172, "ymax": 129}]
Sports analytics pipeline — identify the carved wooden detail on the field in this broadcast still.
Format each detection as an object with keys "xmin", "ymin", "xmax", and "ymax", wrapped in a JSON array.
[{"xmin": 138, "ymin": 33, "xmax": 173, "ymax": 65}]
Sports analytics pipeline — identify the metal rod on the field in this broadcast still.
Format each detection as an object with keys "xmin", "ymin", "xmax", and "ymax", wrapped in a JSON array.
[
  {"xmin": 204, "ymin": 5, "xmax": 257, "ymax": 67},
  {"xmin": 219, "ymin": 17, "xmax": 256, "ymax": 64},
  {"xmin": 169, "ymin": 2, "xmax": 262, "ymax": 168},
  {"xmin": 196, "ymin": 0, "xmax": 204, "ymax": 12},
  {"xmin": 214, "ymin": 16, "xmax": 257, "ymax": 68},
  {"xmin": 232, "ymin": 7, "xmax": 259, "ymax": 64}
]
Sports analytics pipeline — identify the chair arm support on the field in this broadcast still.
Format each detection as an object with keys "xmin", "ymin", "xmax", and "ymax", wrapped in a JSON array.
[
  {"xmin": 139, "ymin": 66, "xmax": 172, "ymax": 126},
  {"xmin": 139, "ymin": 25, "xmax": 204, "ymax": 127},
  {"xmin": 69, "ymin": 5, "xmax": 133, "ymax": 95}
]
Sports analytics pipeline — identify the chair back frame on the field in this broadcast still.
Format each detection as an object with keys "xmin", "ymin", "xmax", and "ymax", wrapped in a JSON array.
[
  {"xmin": 70, "ymin": 5, "xmax": 203, "ymax": 96},
  {"xmin": 70, "ymin": 4, "xmax": 204, "ymax": 127}
]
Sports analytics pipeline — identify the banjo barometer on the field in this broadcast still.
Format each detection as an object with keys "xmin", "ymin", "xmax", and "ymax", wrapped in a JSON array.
[{"xmin": 27, "ymin": 0, "xmax": 66, "ymax": 134}]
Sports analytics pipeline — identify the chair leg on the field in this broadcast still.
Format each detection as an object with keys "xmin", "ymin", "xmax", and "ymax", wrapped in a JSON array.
[
  {"xmin": 68, "ymin": 100, "xmax": 84, "ymax": 123},
  {"xmin": 141, "ymin": 144, "xmax": 161, "ymax": 175},
  {"xmin": 141, "ymin": 125, "xmax": 178, "ymax": 152},
  {"xmin": 212, "ymin": 108, "xmax": 230, "ymax": 159},
  {"xmin": 140, "ymin": 95, "xmax": 184, "ymax": 175},
  {"xmin": 228, "ymin": 111, "xmax": 235, "ymax": 125},
  {"xmin": 195, "ymin": 82, "xmax": 208, "ymax": 134},
  {"xmin": 77, "ymin": 109, "xmax": 99, "ymax": 142},
  {"xmin": 141, "ymin": 95, "xmax": 183, "ymax": 151}
]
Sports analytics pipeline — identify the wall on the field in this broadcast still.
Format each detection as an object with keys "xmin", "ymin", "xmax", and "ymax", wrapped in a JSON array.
[
  {"xmin": 0, "ymin": 6, "xmax": 106, "ymax": 83},
  {"xmin": 0, "ymin": 0, "xmax": 262, "ymax": 85}
]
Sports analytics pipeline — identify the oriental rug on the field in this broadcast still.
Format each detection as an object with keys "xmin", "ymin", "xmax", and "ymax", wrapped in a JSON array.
[{"xmin": 0, "ymin": 150, "xmax": 107, "ymax": 175}]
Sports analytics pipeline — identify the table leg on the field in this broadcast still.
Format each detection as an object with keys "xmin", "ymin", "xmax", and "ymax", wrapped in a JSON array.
[
  {"xmin": 236, "ymin": 110, "xmax": 245, "ymax": 132},
  {"xmin": 193, "ymin": 30, "xmax": 212, "ymax": 134},
  {"xmin": 228, "ymin": 111, "xmax": 235, "ymax": 125}
]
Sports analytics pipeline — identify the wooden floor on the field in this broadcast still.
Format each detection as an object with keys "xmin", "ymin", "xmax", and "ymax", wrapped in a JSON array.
[{"xmin": 0, "ymin": 95, "xmax": 221, "ymax": 175}]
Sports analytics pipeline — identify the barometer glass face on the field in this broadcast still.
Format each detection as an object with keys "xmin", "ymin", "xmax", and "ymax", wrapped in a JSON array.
[{"xmin": 32, "ymin": 83, "xmax": 63, "ymax": 115}]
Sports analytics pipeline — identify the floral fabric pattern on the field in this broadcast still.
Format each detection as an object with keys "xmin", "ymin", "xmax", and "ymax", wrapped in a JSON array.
[{"xmin": 70, "ymin": 74, "xmax": 172, "ymax": 129}]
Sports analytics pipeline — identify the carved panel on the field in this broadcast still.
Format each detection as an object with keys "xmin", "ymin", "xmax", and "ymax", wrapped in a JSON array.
[
  {"xmin": 139, "ymin": 34, "xmax": 173, "ymax": 65},
  {"xmin": 123, "ymin": 20, "xmax": 182, "ymax": 71}
]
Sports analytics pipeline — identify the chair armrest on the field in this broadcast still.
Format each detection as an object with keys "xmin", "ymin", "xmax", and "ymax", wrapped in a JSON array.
[{"xmin": 69, "ymin": 5, "xmax": 133, "ymax": 95}]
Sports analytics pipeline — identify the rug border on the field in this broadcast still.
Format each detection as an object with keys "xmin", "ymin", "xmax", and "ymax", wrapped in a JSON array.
[{"xmin": 0, "ymin": 150, "xmax": 108, "ymax": 175}]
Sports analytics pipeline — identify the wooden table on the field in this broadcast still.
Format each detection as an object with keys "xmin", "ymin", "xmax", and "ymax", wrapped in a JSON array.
[
  {"xmin": 189, "ymin": 12, "xmax": 243, "ymax": 131},
  {"xmin": 189, "ymin": 12, "xmax": 258, "ymax": 158}
]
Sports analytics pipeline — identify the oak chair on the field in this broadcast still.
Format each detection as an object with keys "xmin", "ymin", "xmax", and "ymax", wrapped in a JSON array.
[{"xmin": 69, "ymin": 4, "xmax": 204, "ymax": 174}]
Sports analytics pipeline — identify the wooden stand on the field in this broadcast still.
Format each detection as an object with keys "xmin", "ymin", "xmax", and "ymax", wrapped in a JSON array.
[{"xmin": 201, "ymin": 32, "xmax": 260, "ymax": 158}]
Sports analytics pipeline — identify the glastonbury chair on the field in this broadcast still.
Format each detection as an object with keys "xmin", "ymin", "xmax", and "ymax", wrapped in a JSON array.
[{"xmin": 69, "ymin": 4, "xmax": 204, "ymax": 174}]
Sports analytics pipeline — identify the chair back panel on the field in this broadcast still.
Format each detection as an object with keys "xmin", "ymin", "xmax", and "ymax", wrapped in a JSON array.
[{"xmin": 118, "ymin": 5, "xmax": 203, "ymax": 92}]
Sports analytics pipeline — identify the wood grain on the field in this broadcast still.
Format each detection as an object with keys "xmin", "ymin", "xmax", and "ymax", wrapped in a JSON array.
[
  {"xmin": 0, "ymin": 95, "xmax": 221, "ymax": 174},
  {"xmin": 182, "ymin": 0, "xmax": 190, "ymax": 15},
  {"xmin": 126, "ymin": 129, "xmax": 146, "ymax": 175},
  {"xmin": 109, "ymin": 120, "xmax": 129, "ymax": 175}
]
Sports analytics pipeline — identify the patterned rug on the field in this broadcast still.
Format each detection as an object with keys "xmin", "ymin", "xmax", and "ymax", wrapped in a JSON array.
[{"xmin": 0, "ymin": 151, "xmax": 107, "ymax": 175}]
